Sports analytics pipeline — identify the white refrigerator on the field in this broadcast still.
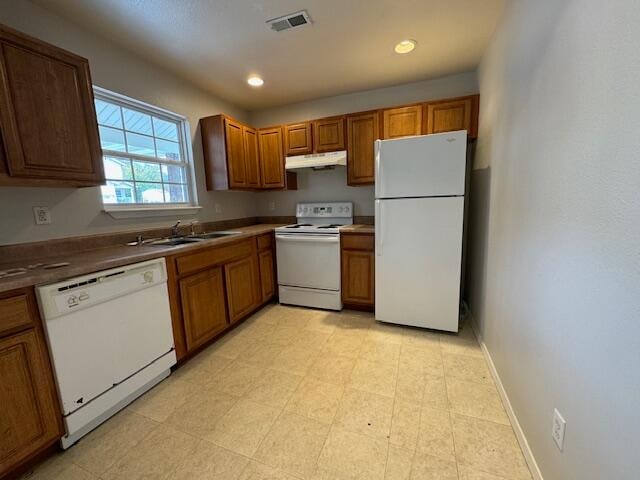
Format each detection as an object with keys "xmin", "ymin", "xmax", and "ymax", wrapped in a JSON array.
[{"xmin": 375, "ymin": 130, "xmax": 467, "ymax": 332}]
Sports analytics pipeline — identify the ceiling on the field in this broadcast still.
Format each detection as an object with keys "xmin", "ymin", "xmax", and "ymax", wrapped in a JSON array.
[{"xmin": 34, "ymin": 0, "xmax": 506, "ymax": 110}]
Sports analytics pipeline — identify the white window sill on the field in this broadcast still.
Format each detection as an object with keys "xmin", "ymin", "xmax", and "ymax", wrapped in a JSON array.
[{"xmin": 104, "ymin": 205, "xmax": 202, "ymax": 219}]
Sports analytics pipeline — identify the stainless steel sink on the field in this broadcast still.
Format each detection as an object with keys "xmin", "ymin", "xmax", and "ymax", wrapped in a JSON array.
[
  {"xmin": 144, "ymin": 231, "xmax": 239, "ymax": 246},
  {"xmin": 190, "ymin": 231, "xmax": 239, "ymax": 239},
  {"xmin": 148, "ymin": 237, "xmax": 202, "ymax": 246}
]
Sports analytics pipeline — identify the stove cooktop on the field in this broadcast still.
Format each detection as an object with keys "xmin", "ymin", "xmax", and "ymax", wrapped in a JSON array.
[
  {"xmin": 275, "ymin": 223, "xmax": 347, "ymax": 234},
  {"xmin": 276, "ymin": 202, "xmax": 354, "ymax": 235}
]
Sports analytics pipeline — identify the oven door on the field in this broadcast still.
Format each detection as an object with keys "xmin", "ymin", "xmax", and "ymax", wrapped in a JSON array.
[{"xmin": 276, "ymin": 233, "xmax": 341, "ymax": 291}]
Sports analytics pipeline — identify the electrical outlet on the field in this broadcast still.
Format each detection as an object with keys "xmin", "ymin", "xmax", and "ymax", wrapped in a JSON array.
[
  {"xmin": 552, "ymin": 408, "xmax": 566, "ymax": 451},
  {"xmin": 214, "ymin": 203, "xmax": 222, "ymax": 214},
  {"xmin": 269, "ymin": 200, "xmax": 276, "ymax": 211},
  {"xmin": 33, "ymin": 206, "xmax": 51, "ymax": 225}
]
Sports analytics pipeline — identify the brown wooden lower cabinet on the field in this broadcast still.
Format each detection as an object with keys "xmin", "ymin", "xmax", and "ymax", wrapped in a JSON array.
[
  {"xmin": 341, "ymin": 232, "xmax": 375, "ymax": 310},
  {"xmin": 168, "ymin": 233, "xmax": 277, "ymax": 362},
  {"xmin": 224, "ymin": 255, "xmax": 260, "ymax": 323},
  {"xmin": 0, "ymin": 289, "xmax": 62, "ymax": 478},
  {"xmin": 259, "ymin": 249, "xmax": 276, "ymax": 302},
  {"xmin": 179, "ymin": 267, "xmax": 228, "ymax": 351}
]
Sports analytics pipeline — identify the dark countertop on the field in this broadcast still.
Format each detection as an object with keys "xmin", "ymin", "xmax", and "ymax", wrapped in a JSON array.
[
  {"xmin": 0, "ymin": 224, "xmax": 283, "ymax": 293},
  {"xmin": 340, "ymin": 224, "xmax": 375, "ymax": 234}
]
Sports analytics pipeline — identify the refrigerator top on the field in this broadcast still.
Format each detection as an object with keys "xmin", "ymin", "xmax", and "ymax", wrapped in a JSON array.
[{"xmin": 375, "ymin": 130, "xmax": 467, "ymax": 199}]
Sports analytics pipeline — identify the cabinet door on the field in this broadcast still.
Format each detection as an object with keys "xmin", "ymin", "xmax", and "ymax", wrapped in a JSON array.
[
  {"xmin": 341, "ymin": 249, "xmax": 375, "ymax": 306},
  {"xmin": 0, "ymin": 26, "xmax": 103, "ymax": 183},
  {"xmin": 179, "ymin": 267, "xmax": 228, "ymax": 351},
  {"xmin": 346, "ymin": 112, "xmax": 379, "ymax": 185},
  {"xmin": 257, "ymin": 127, "xmax": 285, "ymax": 189},
  {"xmin": 313, "ymin": 116, "xmax": 345, "ymax": 153},
  {"xmin": 382, "ymin": 105, "xmax": 422, "ymax": 139},
  {"xmin": 243, "ymin": 126, "xmax": 260, "ymax": 188},
  {"xmin": 224, "ymin": 255, "xmax": 259, "ymax": 323},
  {"xmin": 0, "ymin": 329, "xmax": 62, "ymax": 476},
  {"xmin": 425, "ymin": 97, "xmax": 476, "ymax": 137},
  {"xmin": 224, "ymin": 118, "xmax": 247, "ymax": 188},
  {"xmin": 284, "ymin": 122, "xmax": 312, "ymax": 156},
  {"xmin": 258, "ymin": 249, "xmax": 275, "ymax": 303}
]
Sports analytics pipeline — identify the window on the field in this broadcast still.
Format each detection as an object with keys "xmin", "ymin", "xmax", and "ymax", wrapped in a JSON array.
[{"xmin": 94, "ymin": 87, "xmax": 198, "ymax": 213}]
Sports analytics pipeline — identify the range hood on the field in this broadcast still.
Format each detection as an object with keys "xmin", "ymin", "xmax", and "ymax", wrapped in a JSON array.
[{"xmin": 285, "ymin": 150, "xmax": 347, "ymax": 170}]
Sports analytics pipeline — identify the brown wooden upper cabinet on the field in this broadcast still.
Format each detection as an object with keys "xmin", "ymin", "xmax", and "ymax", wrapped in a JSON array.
[
  {"xmin": 284, "ymin": 122, "xmax": 313, "ymax": 156},
  {"xmin": 201, "ymin": 114, "xmax": 295, "ymax": 191},
  {"xmin": 381, "ymin": 105, "xmax": 423, "ymax": 139},
  {"xmin": 225, "ymin": 118, "xmax": 248, "ymax": 188},
  {"xmin": 313, "ymin": 116, "xmax": 345, "ymax": 153},
  {"xmin": 424, "ymin": 95, "xmax": 479, "ymax": 138},
  {"xmin": 242, "ymin": 126, "xmax": 261, "ymax": 188},
  {"xmin": 201, "ymin": 115, "xmax": 254, "ymax": 190},
  {"xmin": 0, "ymin": 24, "xmax": 104, "ymax": 187},
  {"xmin": 257, "ymin": 126, "xmax": 285, "ymax": 189},
  {"xmin": 346, "ymin": 112, "xmax": 379, "ymax": 186}
]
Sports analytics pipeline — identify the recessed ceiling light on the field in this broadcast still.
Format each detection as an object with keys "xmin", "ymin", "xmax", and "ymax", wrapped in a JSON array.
[
  {"xmin": 394, "ymin": 39, "xmax": 417, "ymax": 54},
  {"xmin": 247, "ymin": 75, "xmax": 264, "ymax": 87}
]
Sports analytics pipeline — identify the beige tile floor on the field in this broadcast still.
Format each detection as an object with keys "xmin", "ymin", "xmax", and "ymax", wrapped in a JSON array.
[{"xmin": 21, "ymin": 304, "xmax": 532, "ymax": 480}]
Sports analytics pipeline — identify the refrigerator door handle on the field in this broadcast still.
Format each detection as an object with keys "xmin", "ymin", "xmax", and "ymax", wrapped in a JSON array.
[
  {"xmin": 374, "ymin": 139, "xmax": 381, "ymax": 198},
  {"xmin": 375, "ymin": 199, "xmax": 382, "ymax": 256}
]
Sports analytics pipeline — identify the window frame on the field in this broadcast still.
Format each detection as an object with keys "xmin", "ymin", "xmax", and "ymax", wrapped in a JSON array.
[{"xmin": 93, "ymin": 86, "xmax": 201, "ymax": 218}]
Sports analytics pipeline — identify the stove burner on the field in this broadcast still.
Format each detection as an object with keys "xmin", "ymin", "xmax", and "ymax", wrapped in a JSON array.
[
  {"xmin": 285, "ymin": 224, "xmax": 312, "ymax": 228},
  {"xmin": 317, "ymin": 224, "xmax": 343, "ymax": 229}
]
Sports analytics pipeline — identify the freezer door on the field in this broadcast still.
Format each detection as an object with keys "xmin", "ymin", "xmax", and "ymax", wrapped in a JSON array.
[
  {"xmin": 375, "ymin": 131, "xmax": 467, "ymax": 199},
  {"xmin": 375, "ymin": 197, "xmax": 464, "ymax": 332}
]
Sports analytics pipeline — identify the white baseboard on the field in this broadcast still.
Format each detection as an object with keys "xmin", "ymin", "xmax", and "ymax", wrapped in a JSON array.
[{"xmin": 469, "ymin": 317, "xmax": 544, "ymax": 480}]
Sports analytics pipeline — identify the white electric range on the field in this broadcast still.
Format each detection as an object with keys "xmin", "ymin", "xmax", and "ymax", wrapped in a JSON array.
[{"xmin": 275, "ymin": 202, "xmax": 353, "ymax": 310}]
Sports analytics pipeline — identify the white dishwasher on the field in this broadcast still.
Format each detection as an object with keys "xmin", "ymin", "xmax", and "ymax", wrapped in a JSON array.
[{"xmin": 37, "ymin": 258, "xmax": 176, "ymax": 448}]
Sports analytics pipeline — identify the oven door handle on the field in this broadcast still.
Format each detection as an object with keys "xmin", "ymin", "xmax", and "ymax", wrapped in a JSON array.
[{"xmin": 276, "ymin": 234, "xmax": 340, "ymax": 243}]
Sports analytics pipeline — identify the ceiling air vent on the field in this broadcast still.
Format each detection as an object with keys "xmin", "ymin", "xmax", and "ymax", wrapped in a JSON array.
[{"xmin": 267, "ymin": 10, "xmax": 312, "ymax": 32}]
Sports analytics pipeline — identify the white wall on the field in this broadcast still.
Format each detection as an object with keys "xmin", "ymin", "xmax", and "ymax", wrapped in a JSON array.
[
  {"xmin": 251, "ymin": 72, "xmax": 478, "ymax": 216},
  {"xmin": 467, "ymin": 1, "xmax": 640, "ymax": 479},
  {"xmin": 0, "ymin": 0, "xmax": 255, "ymax": 245}
]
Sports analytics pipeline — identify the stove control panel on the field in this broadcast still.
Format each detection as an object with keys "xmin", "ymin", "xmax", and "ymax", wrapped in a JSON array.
[{"xmin": 296, "ymin": 202, "xmax": 352, "ymax": 218}]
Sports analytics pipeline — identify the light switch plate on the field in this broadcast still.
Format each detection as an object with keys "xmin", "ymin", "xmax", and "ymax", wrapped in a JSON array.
[{"xmin": 33, "ymin": 206, "xmax": 51, "ymax": 225}]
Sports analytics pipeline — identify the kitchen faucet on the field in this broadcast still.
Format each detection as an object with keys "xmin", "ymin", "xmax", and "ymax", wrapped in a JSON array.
[
  {"xmin": 190, "ymin": 220, "xmax": 200, "ymax": 236},
  {"xmin": 170, "ymin": 220, "xmax": 181, "ymax": 237}
]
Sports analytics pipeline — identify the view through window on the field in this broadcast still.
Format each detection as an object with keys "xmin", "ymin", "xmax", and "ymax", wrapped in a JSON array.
[{"xmin": 94, "ymin": 89, "xmax": 194, "ymax": 207}]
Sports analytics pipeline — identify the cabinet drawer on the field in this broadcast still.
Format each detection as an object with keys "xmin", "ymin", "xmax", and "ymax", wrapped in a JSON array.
[
  {"xmin": 257, "ymin": 233, "xmax": 273, "ymax": 251},
  {"xmin": 0, "ymin": 294, "xmax": 33, "ymax": 337},
  {"xmin": 341, "ymin": 233, "xmax": 374, "ymax": 251},
  {"xmin": 176, "ymin": 239, "xmax": 253, "ymax": 276}
]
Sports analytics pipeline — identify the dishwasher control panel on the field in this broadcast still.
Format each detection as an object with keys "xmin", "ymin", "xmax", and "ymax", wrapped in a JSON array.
[{"xmin": 38, "ymin": 259, "xmax": 168, "ymax": 318}]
